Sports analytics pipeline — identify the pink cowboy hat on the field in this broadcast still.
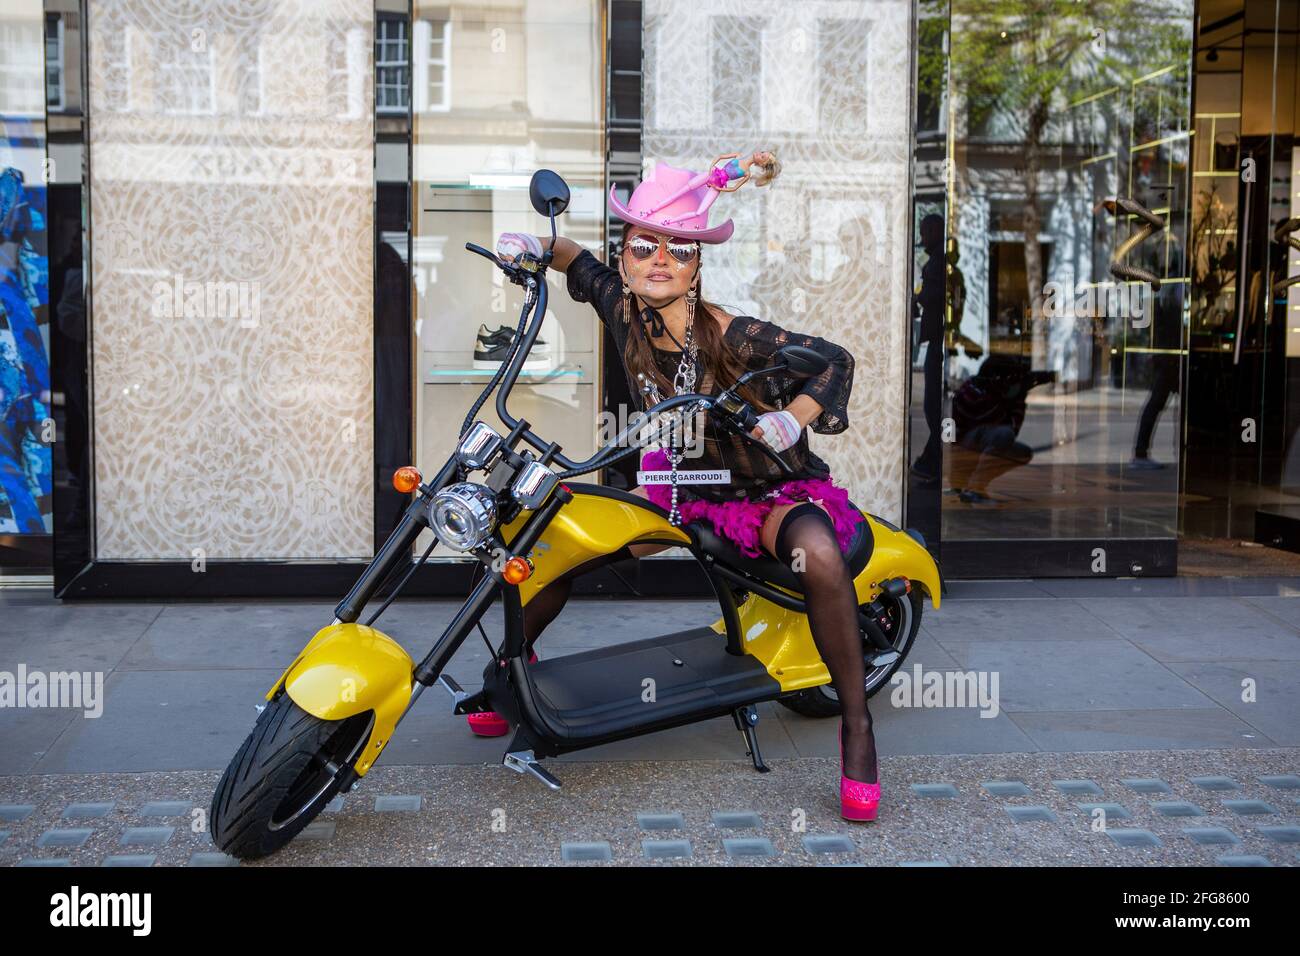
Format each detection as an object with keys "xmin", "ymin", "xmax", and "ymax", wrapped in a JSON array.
[{"xmin": 608, "ymin": 162, "xmax": 734, "ymax": 244}]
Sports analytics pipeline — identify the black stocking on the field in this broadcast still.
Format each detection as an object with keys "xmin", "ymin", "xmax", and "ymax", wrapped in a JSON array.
[
  {"xmin": 774, "ymin": 506, "xmax": 878, "ymax": 784},
  {"xmin": 521, "ymin": 547, "xmax": 634, "ymax": 652}
]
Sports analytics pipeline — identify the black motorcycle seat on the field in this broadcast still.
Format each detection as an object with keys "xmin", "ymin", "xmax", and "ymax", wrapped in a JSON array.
[{"xmin": 687, "ymin": 507, "xmax": 874, "ymax": 593}]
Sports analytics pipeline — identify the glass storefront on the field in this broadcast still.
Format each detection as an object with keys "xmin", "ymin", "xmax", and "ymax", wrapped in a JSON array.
[
  {"xmin": 908, "ymin": 0, "xmax": 1300, "ymax": 577},
  {"xmin": 1185, "ymin": 0, "xmax": 1300, "ymax": 562},
  {"xmin": 410, "ymin": 0, "xmax": 607, "ymax": 559},
  {"xmin": 0, "ymin": 0, "xmax": 53, "ymax": 569},
  {"xmin": 0, "ymin": 0, "xmax": 1296, "ymax": 592}
]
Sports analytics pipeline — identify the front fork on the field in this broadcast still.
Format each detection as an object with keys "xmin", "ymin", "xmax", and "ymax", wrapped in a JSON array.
[{"xmin": 336, "ymin": 482, "xmax": 572, "ymax": 728}]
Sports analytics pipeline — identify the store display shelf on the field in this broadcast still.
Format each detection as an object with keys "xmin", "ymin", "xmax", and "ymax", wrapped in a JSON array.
[{"xmin": 425, "ymin": 367, "xmax": 587, "ymax": 382}]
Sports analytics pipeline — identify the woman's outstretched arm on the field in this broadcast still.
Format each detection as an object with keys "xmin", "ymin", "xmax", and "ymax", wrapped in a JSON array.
[{"xmin": 496, "ymin": 233, "xmax": 585, "ymax": 274}]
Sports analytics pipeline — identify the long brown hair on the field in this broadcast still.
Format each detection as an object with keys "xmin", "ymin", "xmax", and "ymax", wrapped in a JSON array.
[{"xmin": 617, "ymin": 222, "xmax": 767, "ymax": 408}]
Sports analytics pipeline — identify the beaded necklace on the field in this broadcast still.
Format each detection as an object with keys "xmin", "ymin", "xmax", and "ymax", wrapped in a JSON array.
[{"xmin": 636, "ymin": 288, "xmax": 700, "ymax": 525}]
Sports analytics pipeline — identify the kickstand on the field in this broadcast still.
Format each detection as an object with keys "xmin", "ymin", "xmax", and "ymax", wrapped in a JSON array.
[{"xmin": 731, "ymin": 705, "xmax": 771, "ymax": 773}]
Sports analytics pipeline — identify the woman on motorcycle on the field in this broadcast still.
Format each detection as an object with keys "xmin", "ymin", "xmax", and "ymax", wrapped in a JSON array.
[{"xmin": 483, "ymin": 150, "xmax": 881, "ymax": 821}]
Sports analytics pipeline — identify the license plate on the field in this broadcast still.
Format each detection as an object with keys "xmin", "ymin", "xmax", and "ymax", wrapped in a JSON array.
[{"xmin": 636, "ymin": 469, "xmax": 731, "ymax": 485}]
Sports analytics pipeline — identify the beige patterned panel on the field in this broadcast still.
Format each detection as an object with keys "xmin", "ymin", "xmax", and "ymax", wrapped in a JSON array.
[
  {"xmin": 88, "ymin": 0, "xmax": 375, "ymax": 560},
  {"xmin": 644, "ymin": 0, "xmax": 913, "ymax": 519}
]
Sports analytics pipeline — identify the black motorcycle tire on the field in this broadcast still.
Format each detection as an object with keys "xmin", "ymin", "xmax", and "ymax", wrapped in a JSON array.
[
  {"xmin": 209, "ymin": 693, "xmax": 372, "ymax": 860},
  {"xmin": 777, "ymin": 588, "xmax": 924, "ymax": 718}
]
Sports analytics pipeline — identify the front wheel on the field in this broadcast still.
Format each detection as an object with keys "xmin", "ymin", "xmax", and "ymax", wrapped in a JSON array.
[
  {"xmin": 777, "ymin": 587, "xmax": 924, "ymax": 718},
  {"xmin": 209, "ymin": 694, "xmax": 373, "ymax": 860}
]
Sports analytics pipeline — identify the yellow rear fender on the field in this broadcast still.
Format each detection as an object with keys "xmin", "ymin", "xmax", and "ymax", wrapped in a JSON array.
[
  {"xmin": 860, "ymin": 517, "xmax": 942, "ymax": 611},
  {"xmin": 730, "ymin": 515, "xmax": 941, "ymax": 693},
  {"xmin": 265, "ymin": 623, "xmax": 413, "ymax": 776}
]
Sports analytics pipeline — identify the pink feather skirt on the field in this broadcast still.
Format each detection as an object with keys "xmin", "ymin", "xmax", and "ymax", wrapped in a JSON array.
[{"xmin": 639, "ymin": 449, "xmax": 864, "ymax": 558}]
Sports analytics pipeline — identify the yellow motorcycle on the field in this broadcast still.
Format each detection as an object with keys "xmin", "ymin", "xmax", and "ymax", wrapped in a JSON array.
[{"xmin": 209, "ymin": 171, "xmax": 944, "ymax": 859}]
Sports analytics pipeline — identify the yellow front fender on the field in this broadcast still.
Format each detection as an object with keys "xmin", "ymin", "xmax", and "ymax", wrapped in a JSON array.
[{"xmin": 265, "ymin": 623, "xmax": 413, "ymax": 775}]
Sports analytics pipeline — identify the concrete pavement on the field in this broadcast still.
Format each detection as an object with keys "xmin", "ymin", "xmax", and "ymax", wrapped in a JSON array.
[{"xmin": 1, "ymin": 576, "xmax": 1297, "ymax": 865}]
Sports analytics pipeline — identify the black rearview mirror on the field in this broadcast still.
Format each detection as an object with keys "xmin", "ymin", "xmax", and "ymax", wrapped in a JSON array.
[
  {"xmin": 777, "ymin": 345, "xmax": 829, "ymax": 379},
  {"xmin": 529, "ymin": 169, "xmax": 570, "ymax": 218}
]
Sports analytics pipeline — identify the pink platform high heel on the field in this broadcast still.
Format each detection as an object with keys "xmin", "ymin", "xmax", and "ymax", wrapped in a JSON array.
[
  {"xmin": 465, "ymin": 649, "xmax": 538, "ymax": 737},
  {"xmin": 839, "ymin": 723, "xmax": 880, "ymax": 821}
]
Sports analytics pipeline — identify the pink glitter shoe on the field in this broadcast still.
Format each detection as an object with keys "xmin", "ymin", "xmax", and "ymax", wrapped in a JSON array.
[
  {"xmin": 839, "ymin": 724, "xmax": 880, "ymax": 822},
  {"xmin": 465, "ymin": 649, "xmax": 538, "ymax": 737}
]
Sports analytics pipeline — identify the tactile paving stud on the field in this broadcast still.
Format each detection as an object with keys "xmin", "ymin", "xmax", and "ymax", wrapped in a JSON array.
[
  {"xmin": 0, "ymin": 805, "xmax": 36, "ymax": 823},
  {"xmin": 981, "ymin": 781, "xmax": 1031, "ymax": 797},
  {"xmin": 62, "ymin": 802, "xmax": 115, "ymax": 819},
  {"xmin": 723, "ymin": 837, "xmax": 776, "ymax": 858},
  {"xmin": 641, "ymin": 840, "xmax": 692, "ymax": 860},
  {"xmin": 1216, "ymin": 855, "xmax": 1271, "ymax": 867},
  {"xmin": 188, "ymin": 852, "xmax": 239, "ymax": 867},
  {"xmin": 912, "ymin": 783, "xmax": 959, "ymax": 798},
  {"xmin": 1257, "ymin": 826, "xmax": 1300, "ymax": 844},
  {"xmin": 119, "ymin": 826, "xmax": 173, "ymax": 847},
  {"xmin": 18, "ymin": 858, "xmax": 71, "ymax": 866},
  {"xmin": 140, "ymin": 801, "xmax": 191, "ymax": 818},
  {"xmin": 324, "ymin": 796, "xmax": 345, "ymax": 813},
  {"xmin": 1005, "ymin": 806, "xmax": 1057, "ymax": 823},
  {"xmin": 1106, "ymin": 829, "xmax": 1161, "ymax": 848},
  {"xmin": 1221, "ymin": 800, "xmax": 1278, "ymax": 816},
  {"xmin": 1257, "ymin": 775, "xmax": 1300, "ymax": 790},
  {"xmin": 0, "ymin": 830, "xmax": 9, "ymax": 846},
  {"xmin": 711, "ymin": 811, "xmax": 762, "ymax": 829},
  {"xmin": 637, "ymin": 812, "xmax": 686, "ymax": 831},
  {"xmin": 298, "ymin": 821, "xmax": 336, "ymax": 841},
  {"xmin": 1182, "ymin": 827, "xmax": 1240, "ymax": 846},
  {"xmin": 898, "ymin": 859, "xmax": 950, "ymax": 866},
  {"xmin": 1076, "ymin": 802, "xmax": 1132, "ymax": 821},
  {"xmin": 1190, "ymin": 776, "xmax": 1240, "ymax": 791},
  {"xmin": 1121, "ymin": 778, "xmax": 1172, "ymax": 794},
  {"xmin": 37, "ymin": 828, "xmax": 93, "ymax": 848},
  {"xmin": 561, "ymin": 841, "xmax": 612, "ymax": 862},
  {"xmin": 374, "ymin": 795, "xmax": 421, "ymax": 812},
  {"xmin": 1053, "ymin": 779, "xmax": 1103, "ymax": 796},
  {"xmin": 803, "ymin": 834, "xmax": 856, "ymax": 855},
  {"xmin": 102, "ymin": 855, "xmax": 156, "ymax": 867},
  {"xmin": 1151, "ymin": 801, "xmax": 1204, "ymax": 818}
]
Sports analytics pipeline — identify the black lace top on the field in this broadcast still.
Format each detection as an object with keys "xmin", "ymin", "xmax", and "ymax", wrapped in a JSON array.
[{"xmin": 565, "ymin": 249, "xmax": 855, "ymax": 503}]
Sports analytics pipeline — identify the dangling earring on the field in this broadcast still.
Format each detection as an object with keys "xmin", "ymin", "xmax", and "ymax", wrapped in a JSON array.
[
  {"xmin": 622, "ymin": 279, "xmax": 632, "ymax": 324},
  {"xmin": 685, "ymin": 280, "xmax": 698, "ymax": 328}
]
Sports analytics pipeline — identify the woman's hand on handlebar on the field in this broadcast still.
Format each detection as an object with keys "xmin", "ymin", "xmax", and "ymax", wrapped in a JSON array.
[
  {"xmin": 749, "ymin": 410, "xmax": 802, "ymax": 452},
  {"xmin": 495, "ymin": 232, "xmax": 543, "ymax": 264}
]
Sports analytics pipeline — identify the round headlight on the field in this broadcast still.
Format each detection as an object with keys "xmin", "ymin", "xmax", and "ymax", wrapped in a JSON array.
[{"xmin": 429, "ymin": 482, "xmax": 498, "ymax": 552}]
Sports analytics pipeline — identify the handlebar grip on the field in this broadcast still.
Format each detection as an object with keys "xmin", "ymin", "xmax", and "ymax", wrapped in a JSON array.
[{"xmin": 465, "ymin": 241, "xmax": 503, "ymax": 265}]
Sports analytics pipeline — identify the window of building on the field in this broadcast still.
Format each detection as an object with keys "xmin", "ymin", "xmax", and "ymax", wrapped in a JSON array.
[
  {"xmin": 45, "ymin": 13, "xmax": 64, "ymax": 111},
  {"xmin": 426, "ymin": 17, "xmax": 450, "ymax": 111},
  {"xmin": 377, "ymin": 16, "xmax": 409, "ymax": 113},
  {"xmin": 157, "ymin": 34, "xmax": 214, "ymax": 115}
]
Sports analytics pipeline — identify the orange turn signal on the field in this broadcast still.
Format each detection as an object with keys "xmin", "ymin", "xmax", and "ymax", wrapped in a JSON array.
[
  {"xmin": 502, "ymin": 556, "xmax": 533, "ymax": 585},
  {"xmin": 393, "ymin": 466, "xmax": 422, "ymax": 494}
]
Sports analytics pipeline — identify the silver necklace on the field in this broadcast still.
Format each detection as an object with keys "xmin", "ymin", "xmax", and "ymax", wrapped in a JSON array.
[{"xmin": 637, "ymin": 295, "xmax": 699, "ymax": 526}]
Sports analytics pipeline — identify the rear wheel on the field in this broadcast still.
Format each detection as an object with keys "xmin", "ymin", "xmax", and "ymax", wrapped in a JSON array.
[
  {"xmin": 777, "ymin": 587, "xmax": 923, "ymax": 718},
  {"xmin": 209, "ymin": 693, "xmax": 373, "ymax": 860}
]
